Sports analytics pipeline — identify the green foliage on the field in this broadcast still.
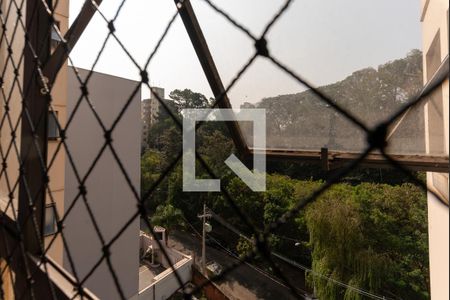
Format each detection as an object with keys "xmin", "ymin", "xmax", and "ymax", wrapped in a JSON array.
[
  {"xmin": 166, "ymin": 165, "xmax": 206, "ymax": 221},
  {"xmin": 146, "ymin": 88, "xmax": 212, "ymax": 155},
  {"xmin": 150, "ymin": 203, "xmax": 185, "ymax": 231},
  {"xmin": 305, "ymin": 183, "xmax": 429, "ymax": 300},
  {"xmin": 236, "ymin": 237, "xmax": 254, "ymax": 259},
  {"xmin": 140, "ymin": 86, "xmax": 430, "ymax": 300},
  {"xmin": 142, "ymin": 88, "xmax": 218, "ymax": 212},
  {"xmin": 246, "ymin": 50, "xmax": 424, "ymax": 153},
  {"xmin": 169, "ymin": 88, "xmax": 212, "ymax": 111},
  {"xmin": 305, "ymin": 185, "xmax": 385, "ymax": 300},
  {"xmin": 197, "ymin": 129, "xmax": 234, "ymax": 174},
  {"xmin": 141, "ymin": 150, "xmax": 167, "ymax": 210},
  {"xmin": 160, "ymin": 126, "xmax": 182, "ymax": 161},
  {"xmin": 221, "ymin": 175, "xmax": 312, "ymax": 262}
]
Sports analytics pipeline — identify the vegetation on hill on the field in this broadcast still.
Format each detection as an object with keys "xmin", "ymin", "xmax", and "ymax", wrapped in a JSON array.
[
  {"xmin": 241, "ymin": 49, "xmax": 423, "ymax": 153},
  {"xmin": 141, "ymin": 51, "xmax": 430, "ymax": 299}
]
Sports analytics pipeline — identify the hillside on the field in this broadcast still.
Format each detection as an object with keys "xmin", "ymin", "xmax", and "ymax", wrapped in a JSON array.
[{"xmin": 241, "ymin": 50, "xmax": 424, "ymax": 153}]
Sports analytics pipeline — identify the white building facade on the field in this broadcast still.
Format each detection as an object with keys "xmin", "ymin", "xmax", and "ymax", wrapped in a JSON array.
[{"xmin": 421, "ymin": 0, "xmax": 449, "ymax": 299}]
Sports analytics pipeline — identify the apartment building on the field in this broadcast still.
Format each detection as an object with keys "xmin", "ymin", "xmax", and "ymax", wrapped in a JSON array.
[
  {"xmin": 44, "ymin": 0, "xmax": 70, "ymax": 266},
  {"xmin": 65, "ymin": 68, "xmax": 141, "ymax": 300},
  {"xmin": 0, "ymin": 2, "xmax": 69, "ymax": 298},
  {"xmin": 1, "ymin": 3, "xmax": 184, "ymax": 293},
  {"xmin": 141, "ymin": 87, "xmax": 164, "ymax": 150},
  {"xmin": 0, "ymin": 3, "xmax": 22, "ymax": 221},
  {"xmin": 0, "ymin": 0, "xmax": 68, "ymax": 263},
  {"xmin": 65, "ymin": 69, "xmax": 191, "ymax": 300},
  {"xmin": 421, "ymin": 0, "xmax": 449, "ymax": 299}
]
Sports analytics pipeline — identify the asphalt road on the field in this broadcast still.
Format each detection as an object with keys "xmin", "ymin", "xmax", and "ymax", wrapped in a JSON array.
[{"xmin": 168, "ymin": 231, "xmax": 310, "ymax": 300}]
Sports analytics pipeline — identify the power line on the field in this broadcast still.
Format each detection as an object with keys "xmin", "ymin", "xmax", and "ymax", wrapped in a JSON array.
[
  {"xmin": 207, "ymin": 207, "xmax": 393, "ymax": 300},
  {"xmin": 271, "ymin": 253, "xmax": 390, "ymax": 300},
  {"xmin": 182, "ymin": 216, "xmax": 310, "ymax": 299}
]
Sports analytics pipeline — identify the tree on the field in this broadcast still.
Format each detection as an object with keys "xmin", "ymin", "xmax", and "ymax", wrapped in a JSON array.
[
  {"xmin": 146, "ymin": 104, "xmax": 179, "ymax": 152},
  {"xmin": 160, "ymin": 126, "xmax": 182, "ymax": 162},
  {"xmin": 139, "ymin": 81, "xmax": 430, "ymax": 300},
  {"xmin": 150, "ymin": 203, "xmax": 186, "ymax": 236},
  {"xmin": 236, "ymin": 237, "xmax": 254, "ymax": 259},
  {"xmin": 145, "ymin": 88, "xmax": 213, "ymax": 159},
  {"xmin": 169, "ymin": 89, "xmax": 211, "ymax": 111},
  {"xmin": 141, "ymin": 150, "xmax": 167, "ymax": 210},
  {"xmin": 197, "ymin": 129, "xmax": 234, "ymax": 175},
  {"xmin": 304, "ymin": 183, "xmax": 429, "ymax": 300},
  {"xmin": 251, "ymin": 50, "xmax": 423, "ymax": 152}
]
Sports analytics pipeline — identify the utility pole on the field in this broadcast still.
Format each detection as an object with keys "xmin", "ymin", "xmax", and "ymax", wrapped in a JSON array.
[{"xmin": 198, "ymin": 203, "xmax": 211, "ymax": 275}]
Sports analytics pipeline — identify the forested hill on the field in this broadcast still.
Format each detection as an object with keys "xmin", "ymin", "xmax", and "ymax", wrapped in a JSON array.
[{"xmin": 241, "ymin": 50, "xmax": 424, "ymax": 153}]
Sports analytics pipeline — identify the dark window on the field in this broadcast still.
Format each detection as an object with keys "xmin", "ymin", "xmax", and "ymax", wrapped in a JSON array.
[
  {"xmin": 425, "ymin": 28, "xmax": 447, "ymax": 203},
  {"xmin": 432, "ymin": 173, "xmax": 449, "ymax": 204},
  {"xmin": 50, "ymin": 21, "xmax": 62, "ymax": 51},
  {"xmin": 155, "ymin": 231, "xmax": 163, "ymax": 241},
  {"xmin": 48, "ymin": 111, "xmax": 59, "ymax": 140},
  {"xmin": 427, "ymin": 88, "xmax": 444, "ymax": 155},
  {"xmin": 426, "ymin": 29, "xmax": 441, "ymax": 81},
  {"xmin": 44, "ymin": 205, "xmax": 57, "ymax": 236}
]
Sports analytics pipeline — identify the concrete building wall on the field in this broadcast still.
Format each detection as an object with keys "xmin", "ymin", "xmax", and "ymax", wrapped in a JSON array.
[
  {"xmin": 421, "ymin": 0, "xmax": 449, "ymax": 299},
  {"xmin": 0, "ymin": 0, "xmax": 68, "ymax": 266},
  {"xmin": 141, "ymin": 88, "xmax": 164, "ymax": 150},
  {"xmin": 138, "ymin": 259, "xmax": 192, "ymax": 300},
  {"xmin": 0, "ymin": 258, "xmax": 14, "ymax": 300},
  {"xmin": 0, "ymin": 3, "xmax": 68, "ymax": 298},
  {"xmin": 65, "ymin": 68, "xmax": 141, "ymax": 300},
  {"xmin": 0, "ymin": 0, "xmax": 25, "ymax": 219},
  {"xmin": 44, "ymin": 0, "xmax": 69, "ymax": 266}
]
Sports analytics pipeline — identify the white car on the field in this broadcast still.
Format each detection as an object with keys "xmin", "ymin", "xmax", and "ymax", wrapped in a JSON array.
[{"xmin": 206, "ymin": 261, "xmax": 223, "ymax": 277}]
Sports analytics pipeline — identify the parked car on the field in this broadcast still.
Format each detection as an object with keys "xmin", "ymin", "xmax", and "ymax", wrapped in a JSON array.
[{"xmin": 206, "ymin": 261, "xmax": 223, "ymax": 277}]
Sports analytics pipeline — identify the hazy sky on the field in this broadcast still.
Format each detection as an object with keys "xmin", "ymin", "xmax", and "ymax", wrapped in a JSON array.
[{"xmin": 68, "ymin": 0, "xmax": 422, "ymax": 106}]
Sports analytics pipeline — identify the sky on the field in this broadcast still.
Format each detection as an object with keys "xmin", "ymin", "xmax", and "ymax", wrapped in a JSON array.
[{"xmin": 68, "ymin": 0, "xmax": 422, "ymax": 107}]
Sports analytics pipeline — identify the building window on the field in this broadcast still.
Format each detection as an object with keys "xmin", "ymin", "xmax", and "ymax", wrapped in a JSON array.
[
  {"xmin": 426, "ymin": 29, "xmax": 441, "ymax": 81},
  {"xmin": 44, "ymin": 204, "xmax": 57, "ymax": 236},
  {"xmin": 48, "ymin": 111, "xmax": 59, "ymax": 140},
  {"xmin": 432, "ymin": 173, "xmax": 449, "ymax": 204},
  {"xmin": 155, "ymin": 231, "xmax": 163, "ymax": 241},
  {"xmin": 427, "ymin": 88, "xmax": 444, "ymax": 155},
  {"xmin": 50, "ymin": 21, "xmax": 62, "ymax": 51}
]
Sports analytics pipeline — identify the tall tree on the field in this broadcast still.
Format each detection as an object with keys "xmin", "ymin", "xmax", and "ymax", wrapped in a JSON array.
[
  {"xmin": 150, "ymin": 203, "xmax": 185, "ymax": 235},
  {"xmin": 305, "ymin": 183, "xmax": 429, "ymax": 300},
  {"xmin": 169, "ymin": 89, "xmax": 211, "ymax": 111}
]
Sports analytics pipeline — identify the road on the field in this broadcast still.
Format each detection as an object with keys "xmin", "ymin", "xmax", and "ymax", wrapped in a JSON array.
[{"xmin": 168, "ymin": 231, "xmax": 310, "ymax": 300}]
